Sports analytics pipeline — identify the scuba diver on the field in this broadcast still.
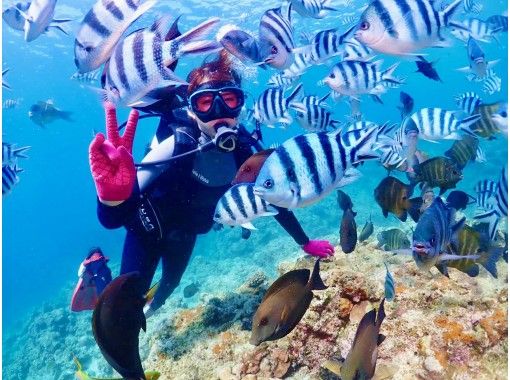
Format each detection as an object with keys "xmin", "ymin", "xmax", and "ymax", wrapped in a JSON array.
[{"xmin": 89, "ymin": 50, "xmax": 335, "ymax": 317}]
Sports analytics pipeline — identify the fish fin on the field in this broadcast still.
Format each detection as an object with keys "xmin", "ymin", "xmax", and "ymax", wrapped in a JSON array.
[
  {"xmin": 377, "ymin": 334, "xmax": 386, "ymax": 346},
  {"xmin": 436, "ymin": 262, "xmax": 450, "ymax": 277},
  {"xmin": 12, "ymin": 146, "xmax": 31, "ymax": 159},
  {"xmin": 160, "ymin": 67, "xmax": 189, "ymax": 85},
  {"xmin": 382, "ymin": 209, "xmax": 389, "ymax": 218},
  {"xmin": 241, "ymin": 227, "xmax": 251, "ymax": 240},
  {"xmin": 262, "ymin": 269, "xmax": 310, "ymax": 302},
  {"xmin": 286, "ymin": 83, "xmax": 304, "ymax": 106},
  {"xmin": 280, "ymin": 305, "xmax": 289, "ymax": 322},
  {"xmin": 322, "ymin": 359, "xmax": 343, "ymax": 376},
  {"xmin": 398, "ymin": 210, "xmax": 408, "ymax": 222},
  {"xmin": 308, "ymin": 259, "xmax": 328, "ymax": 291},
  {"xmin": 464, "ymin": 264, "xmax": 480, "ymax": 277},
  {"xmin": 456, "ymin": 66, "xmax": 471, "ymax": 73},
  {"xmin": 141, "ymin": 310, "xmax": 147, "ymax": 332},
  {"xmin": 165, "ymin": 15, "xmax": 182, "ymax": 41},
  {"xmin": 487, "ymin": 59, "xmax": 500, "ymax": 69},
  {"xmin": 408, "ymin": 197, "xmax": 423, "ymax": 222},
  {"xmin": 127, "ymin": 98, "xmax": 160, "ymax": 108},
  {"xmin": 377, "ymin": 298, "xmax": 386, "ymax": 327},
  {"xmin": 441, "ymin": 0, "xmax": 465, "ymax": 26},
  {"xmin": 58, "ymin": 111, "xmax": 73, "ymax": 122},
  {"xmin": 47, "ymin": 25, "xmax": 69, "ymax": 35},
  {"xmin": 51, "ymin": 18, "xmax": 73, "ymax": 23},
  {"xmin": 370, "ymin": 94, "xmax": 383, "ymax": 104},
  {"xmin": 353, "ymin": 308, "xmax": 377, "ymax": 343},
  {"xmin": 128, "ymin": 0, "xmax": 158, "ymax": 30},
  {"xmin": 479, "ymin": 248, "xmax": 501, "ymax": 278},
  {"xmin": 145, "ymin": 282, "xmax": 160, "ymax": 305},
  {"xmin": 451, "ymin": 216, "xmax": 466, "ymax": 238},
  {"xmin": 174, "ymin": 17, "xmax": 221, "ymax": 47},
  {"xmin": 241, "ymin": 222, "xmax": 257, "ymax": 230},
  {"xmin": 439, "ymin": 253, "xmax": 480, "ymax": 262},
  {"xmin": 336, "ymin": 168, "xmax": 363, "ymax": 188}
]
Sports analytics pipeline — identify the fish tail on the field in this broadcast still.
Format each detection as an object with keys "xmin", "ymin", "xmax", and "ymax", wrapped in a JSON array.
[
  {"xmin": 286, "ymin": 83, "xmax": 304, "ymax": 107},
  {"xmin": 13, "ymin": 145, "xmax": 31, "ymax": 159},
  {"xmin": 59, "ymin": 111, "xmax": 74, "ymax": 122},
  {"xmin": 381, "ymin": 62, "xmax": 402, "ymax": 84},
  {"xmin": 474, "ymin": 209, "xmax": 500, "ymax": 240},
  {"xmin": 441, "ymin": 0, "xmax": 464, "ymax": 26},
  {"xmin": 460, "ymin": 114, "xmax": 482, "ymax": 136},
  {"xmin": 408, "ymin": 196, "xmax": 422, "ymax": 222},
  {"xmin": 173, "ymin": 18, "xmax": 221, "ymax": 55},
  {"xmin": 349, "ymin": 125, "xmax": 380, "ymax": 164},
  {"xmin": 309, "ymin": 259, "xmax": 327, "ymax": 290},
  {"xmin": 479, "ymin": 247, "xmax": 501, "ymax": 278}
]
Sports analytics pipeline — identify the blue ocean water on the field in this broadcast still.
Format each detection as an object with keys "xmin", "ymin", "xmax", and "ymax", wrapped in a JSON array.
[{"xmin": 2, "ymin": 0, "xmax": 508, "ymax": 377}]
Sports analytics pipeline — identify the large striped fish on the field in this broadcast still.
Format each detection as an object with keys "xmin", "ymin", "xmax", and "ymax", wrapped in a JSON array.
[
  {"xmin": 2, "ymin": 164, "xmax": 23, "ymax": 196},
  {"xmin": 290, "ymin": 0, "xmax": 337, "ymax": 19},
  {"xmin": 75, "ymin": 0, "xmax": 156, "ymax": 73},
  {"xmin": 259, "ymin": 6, "xmax": 295, "ymax": 69},
  {"xmin": 253, "ymin": 84, "xmax": 303, "ymax": 128},
  {"xmin": 214, "ymin": 183, "xmax": 278, "ymax": 230},
  {"xmin": 408, "ymin": 107, "xmax": 480, "ymax": 141},
  {"xmin": 322, "ymin": 60, "xmax": 401, "ymax": 101},
  {"xmin": 354, "ymin": 0, "xmax": 465, "ymax": 55},
  {"xmin": 474, "ymin": 167, "xmax": 508, "ymax": 240},
  {"xmin": 455, "ymin": 91, "xmax": 481, "ymax": 115},
  {"xmin": 253, "ymin": 125, "xmax": 380, "ymax": 209},
  {"xmin": 104, "ymin": 17, "xmax": 220, "ymax": 107}
]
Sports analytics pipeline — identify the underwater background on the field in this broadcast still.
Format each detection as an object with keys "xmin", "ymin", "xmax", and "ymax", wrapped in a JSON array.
[{"xmin": 2, "ymin": 0, "xmax": 508, "ymax": 378}]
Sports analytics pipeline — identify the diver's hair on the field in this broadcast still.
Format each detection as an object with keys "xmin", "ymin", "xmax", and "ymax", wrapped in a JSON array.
[
  {"xmin": 87, "ymin": 247, "xmax": 103, "ymax": 258},
  {"xmin": 187, "ymin": 49, "xmax": 242, "ymax": 95}
]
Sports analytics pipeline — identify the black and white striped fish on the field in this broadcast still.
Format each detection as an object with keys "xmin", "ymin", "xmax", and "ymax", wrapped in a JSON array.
[
  {"xmin": 302, "ymin": 25, "xmax": 355, "ymax": 64},
  {"xmin": 483, "ymin": 70, "xmax": 501, "ymax": 95},
  {"xmin": 254, "ymin": 125, "xmax": 381, "ymax": 208},
  {"xmin": 455, "ymin": 92, "xmax": 482, "ymax": 115},
  {"xmin": 258, "ymin": 6, "xmax": 295, "ymax": 69},
  {"xmin": 302, "ymin": 93, "xmax": 330, "ymax": 108},
  {"xmin": 409, "ymin": 107, "xmax": 480, "ymax": 141},
  {"xmin": 342, "ymin": 38, "xmax": 373, "ymax": 61},
  {"xmin": 290, "ymin": 101, "xmax": 341, "ymax": 132},
  {"xmin": 2, "ymin": 98, "xmax": 22, "ymax": 109},
  {"xmin": 213, "ymin": 183, "xmax": 278, "ymax": 229},
  {"xmin": 282, "ymin": 52, "xmax": 313, "ymax": 78},
  {"xmin": 354, "ymin": 0, "xmax": 466, "ymax": 55},
  {"xmin": 2, "ymin": 142, "xmax": 30, "ymax": 166},
  {"xmin": 474, "ymin": 167, "xmax": 508, "ymax": 240},
  {"xmin": 474, "ymin": 179, "xmax": 497, "ymax": 211},
  {"xmin": 253, "ymin": 84, "xmax": 303, "ymax": 128},
  {"xmin": 486, "ymin": 14, "xmax": 508, "ymax": 33},
  {"xmin": 70, "ymin": 69, "xmax": 101, "ymax": 83},
  {"xmin": 74, "ymin": 0, "xmax": 157, "ymax": 73},
  {"xmin": 267, "ymin": 73, "xmax": 297, "ymax": 88},
  {"xmin": 323, "ymin": 60, "xmax": 402, "ymax": 100},
  {"xmin": 2, "ymin": 164, "xmax": 23, "ymax": 196},
  {"xmin": 459, "ymin": 0, "xmax": 483, "ymax": 14},
  {"xmin": 379, "ymin": 143, "xmax": 407, "ymax": 170},
  {"xmin": 290, "ymin": 0, "xmax": 337, "ymax": 19},
  {"xmin": 451, "ymin": 18, "xmax": 502, "ymax": 42},
  {"xmin": 105, "ymin": 17, "xmax": 220, "ymax": 107},
  {"xmin": 341, "ymin": 121, "xmax": 394, "ymax": 148}
]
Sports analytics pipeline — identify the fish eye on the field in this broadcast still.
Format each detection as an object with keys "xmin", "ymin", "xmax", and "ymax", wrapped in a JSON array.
[
  {"xmin": 263, "ymin": 179, "xmax": 274, "ymax": 189},
  {"xmin": 329, "ymin": 73, "xmax": 335, "ymax": 79},
  {"xmin": 430, "ymin": 238, "xmax": 435, "ymax": 245},
  {"xmin": 214, "ymin": 213, "xmax": 220, "ymax": 219},
  {"xmin": 259, "ymin": 317, "xmax": 269, "ymax": 326},
  {"xmin": 501, "ymin": 111, "xmax": 507, "ymax": 118},
  {"xmin": 271, "ymin": 46, "xmax": 278, "ymax": 55},
  {"xmin": 297, "ymin": 112, "xmax": 304, "ymax": 118},
  {"xmin": 360, "ymin": 21, "xmax": 370, "ymax": 30},
  {"xmin": 85, "ymin": 46, "xmax": 93, "ymax": 53}
]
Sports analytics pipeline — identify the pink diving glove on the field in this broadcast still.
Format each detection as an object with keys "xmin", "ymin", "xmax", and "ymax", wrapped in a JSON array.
[
  {"xmin": 302, "ymin": 240, "xmax": 335, "ymax": 258},
  {"xmin": 89, "ymin": 102, "xmax": 139, "ymax": 202}
]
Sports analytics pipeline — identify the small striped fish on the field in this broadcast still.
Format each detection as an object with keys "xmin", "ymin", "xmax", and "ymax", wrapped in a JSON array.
[
  {"xmin": 258, "ymin": 6, "xmax": 295, "ymax": 69},
  {"xmin": 291, "ymin": 0, "xmax": 337, "ymax": 19},
  {"xmin": 105, "ymin": 17, "xmax": 220, "ymax": 107},
  {"xmin": 483, "ymin": 70, "xmax": 501, "ymax": 95},
  {"xmin": 214, "ymin": 183, "xmax": 278, "ymax": 229},
  {"xmin": 290, "ymin": 101, "xmax": 341, "ymax": 132},
  {"xmin": 455, "ymin": 92, "xmax": 482, "ymax": 115},
  {"xmin": 323, "ymin": 60, "xmax": 402, "ymax": 100},
  {"xmin": 409, "ymin": 107, "xmax": 481, "ymax": 141},
  {"xmin": 303, "ymin": 26, "xmax": 354, "ymax": 65},
  {"xmin": 2, "ymin": 164, "xmax": 23, "ymax": 196},
  {"xmin": 253, "ymin": 84, "xmax": 303, "ymax": 128},
  {"xmin": 379, "ymin": 144, "xmax": 407, "ymax": 170},
  {"xmin": 463, "ymin": 0, "xmax": 483, "ymax": 14},
  {"xmin": 451, "ymin": 18, "xmax": 499, "ymax": 42},
  {"xmin": 254, "ymin": 125, "xmax": 381, "ymax": 208},
  {"xmin": 282, "ymin": 52, "xmax": 313, "ymax": 78},
  {"xmin": 302, "ymin": 93, "xmax": 330, "ymax": 108},
  {"xmin": 474, "ymin": 167, "xmax": 508, "ymax": 240},
  {"xmin": 486, "ymin": 15, "xmax": 508, "ymax": 33},
  {"xmin": 342, "ymin": 38, "xmax": 373, "ymax": 61},
  {"xmin": 267, "ymin": 73, "xmax": 297, "ymax": 89},
  {"xmin": 354, "ymin": 0, "xmax": 466, "ymax": 55},
  {"xmin": 2, "ymin": 98, "xmax": 22, "ymax": 109},
  {"xmin": 471, "ymin": 102, "xmax": 505, "ymax": 139},
  {"xmin": 74, "ymin": 0, "xmax": 157, "ymax": 73},
  {"xmin": 70, "ymin": 69, "xmax": 101, "ymax": 83},
  {"xmin": 2, "ymin": 142, "xmax": 30, "ymax": 166},
  {"xmin": 384, "ymin": 263, "xmax": 395, "ymax": 302},
  {"xmin": 474, "ymin": 179, "xmax": 497, "ymax": 211}
]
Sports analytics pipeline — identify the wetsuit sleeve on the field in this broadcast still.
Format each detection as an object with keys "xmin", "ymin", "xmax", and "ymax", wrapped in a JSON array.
[
  {"xmin": 96, "ymin": 184, "xmax": 140, "ymax": 229},
  {"xmin": 273, "ymin": 207, "xmax": 310, "ymax": 246}
]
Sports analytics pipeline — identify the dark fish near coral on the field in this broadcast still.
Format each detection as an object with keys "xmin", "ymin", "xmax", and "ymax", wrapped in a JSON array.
[
  {"xmin": 338, "ymin": 190, "xmax": 357, "ymax": 254},
  {"xmin": 92, "ymin": 272, "xmax": 147, "ymax": 379},
  {"xmin": 73, "ymin": 356, "xmax": 160, "ymax": 380},
  {"xmin": 377, "ymin": 229, "xmax": 410, "ymax": 251},
  {"xmin": 28, "ymin": 100, "xmax": 73, "ymax": 127},
  {"xmin": 232, "ymin": 149, "xmax": 274, "ymax": 184},
  {"xmin": 250, "ymin": 259, "xmax": 327, "ymax": 346},
  {"xmin": 384, "ymin": 263, "xmax": 395, "ymax": 302},
  {"xmin": 415, "ymin": 55, "xmax": 442, "ymax": 82},
  {"xmin": 412, "ymin": 197, "xmax": 477, "ymax": 271},
  {"xmin": 444, "ymin": 135, "xmax": 483, "ymax": 169},
  {"xmin": 358, "ymin": 214, "xmax": 374, "ymax": 243},
  {"xmin": 183, "ymin": 282, "xmax": 200, "ymax": 298},
  {"xmin": 397, "ymin": 91, "xmax": 414, "ymax": 120},
  {"xmin": 439, "ymin": 225, "xmax": 501, "ymax": 278},
  {"xmin": 324, "ymin": 299, "xmax": 386, "ymax": 380},
  {"xmin": 374, "ymin": 176, "xmax": 420, "ymax": 222},
  {"xmin": 413, "ymin": 157, "xmax": 463, "ymax": 195},
  {"xmin": 446, "ymin": 190, "xmax": 476, "ymax": 211}
]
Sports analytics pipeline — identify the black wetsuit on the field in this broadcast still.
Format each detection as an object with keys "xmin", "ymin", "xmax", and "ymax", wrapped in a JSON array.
[{"xmin": 97, "ymin": 110, "xmax": 310, "ymax": 310}]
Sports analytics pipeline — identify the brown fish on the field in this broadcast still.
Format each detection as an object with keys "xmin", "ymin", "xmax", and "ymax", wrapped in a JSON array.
[
  {"xmin": 232, "ymin": 148, "xmax": 274, "ymax": 184},
  {"xmin": 92, "ymin": 272, "xmax": 147, "ymax": 380},
  {"xmin": 374, "ymin": 176, "xmax": 420, "ymax": 222},
  {"xmin": 444, "ymin": 135, "xmax": 480, "ymax": 169},
  {"xmin": 471, "ymin": 102, "xmax": 504, "ymax": 139},
  {"xmin": 338, "ymin": 190, "xmax": 357, "ymax": 253},
  {"xmin": 413, "ymin": 156, "xmax": 463, "ymax": 195},
  {"xmin": 324, "ymin": 299, "xmax": 386, "ymax": 380},
  {"xmin": 250, "ymin": 259, "xmax": 327, "ymax": 346}
]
